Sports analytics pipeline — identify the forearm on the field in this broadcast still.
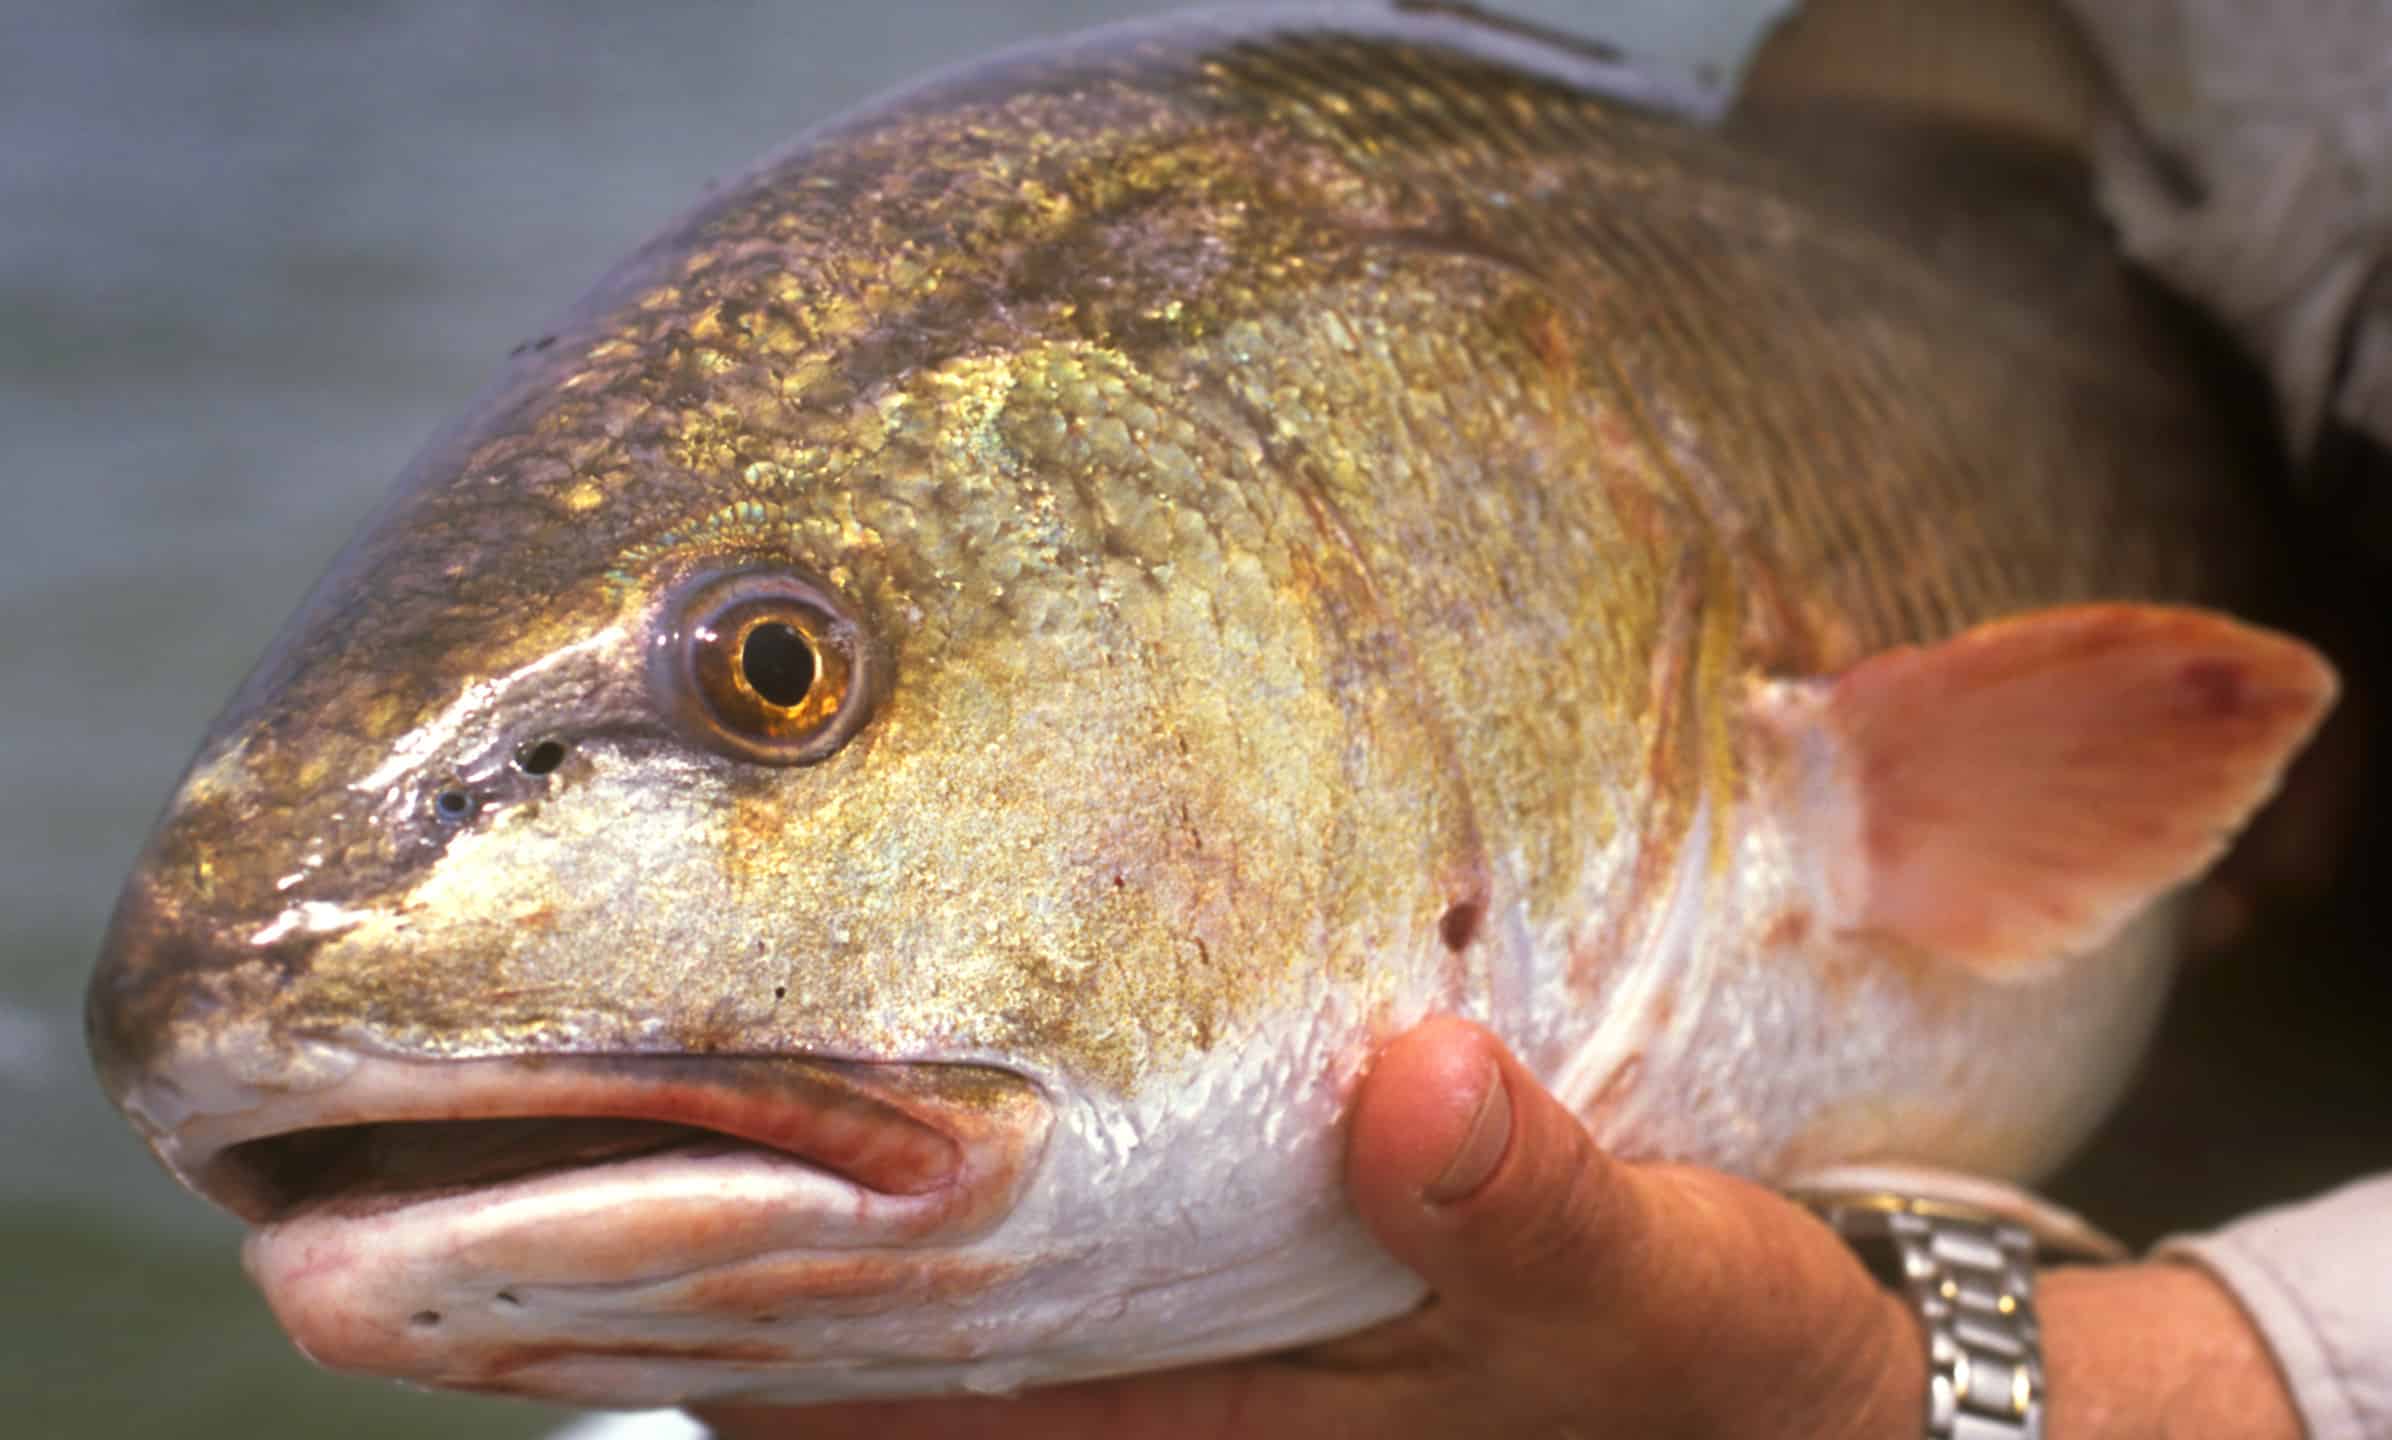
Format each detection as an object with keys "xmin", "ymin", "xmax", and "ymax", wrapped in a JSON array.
[{"xmin": 2037, "ymin": 1262, "xmax": 2303, "ymax": 1440}]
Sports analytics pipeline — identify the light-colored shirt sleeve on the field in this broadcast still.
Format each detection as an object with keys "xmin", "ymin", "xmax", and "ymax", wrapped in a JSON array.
[
  {"xmin": 2157, "ymin": 1175, "xmax": 2392, "ymax": 1440},
  {"xmin": 2066, "ymin": 0, "xmax": 2392, "ymax": 458}
]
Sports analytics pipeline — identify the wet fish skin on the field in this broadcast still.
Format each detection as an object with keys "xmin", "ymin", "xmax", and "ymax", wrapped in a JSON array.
[{"xmin": 88, "ymin": 6, "xmax": 2291, "ymax": 1407}]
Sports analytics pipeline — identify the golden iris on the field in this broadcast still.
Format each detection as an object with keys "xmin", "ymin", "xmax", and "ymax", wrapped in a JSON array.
[{"xmin": 661, "ymin": 571, "xmax": 872, "ymax": 764}]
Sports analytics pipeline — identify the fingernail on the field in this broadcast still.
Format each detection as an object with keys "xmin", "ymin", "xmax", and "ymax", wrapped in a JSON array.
[{"xmin": 1424, "ymin": 1060, "xmax": 1511, "ymax": 1204}]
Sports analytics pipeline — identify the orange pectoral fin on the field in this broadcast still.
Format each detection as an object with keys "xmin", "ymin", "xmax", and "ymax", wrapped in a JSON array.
[{"xmin": 1755, "ymin": 605, "xmax": 2338, "ymax": 980}]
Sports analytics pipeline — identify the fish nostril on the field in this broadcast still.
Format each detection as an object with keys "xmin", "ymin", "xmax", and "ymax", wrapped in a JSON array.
[
  {"xmin": 432, "ymin": 787, "xmax": 476, "ymax": 822},
  {"xmin": 514, "ymin": 739, "xmax": 567, "ymax": 776}
]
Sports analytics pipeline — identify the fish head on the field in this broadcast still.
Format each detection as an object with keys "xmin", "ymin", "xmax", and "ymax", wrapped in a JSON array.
[{"xmin": 83, "ymin": 29, "xmax": 1489, "ymax": 1403}]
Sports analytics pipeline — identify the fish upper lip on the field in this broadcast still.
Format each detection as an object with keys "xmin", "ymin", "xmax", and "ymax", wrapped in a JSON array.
[{"xmin": 148, "ymin": 1049, "xmax": 1049, "ymax": 1226}]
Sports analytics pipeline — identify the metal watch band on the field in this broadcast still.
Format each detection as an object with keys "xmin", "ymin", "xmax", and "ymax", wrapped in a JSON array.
[{"xmin": 1809, "ymin": 1194, "xmax": 2046, "ymax": 1440}]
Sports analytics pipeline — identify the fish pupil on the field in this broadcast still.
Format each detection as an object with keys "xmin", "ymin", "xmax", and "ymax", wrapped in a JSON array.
[{"xmin": 742, "ymin": 621, "xmax": 816, "ymax": 708}]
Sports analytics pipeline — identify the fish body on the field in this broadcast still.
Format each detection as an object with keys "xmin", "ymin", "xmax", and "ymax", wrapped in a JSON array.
[{"xmin": 87, "ymin": 6, "xmax": 2327, "ymax": 1408}]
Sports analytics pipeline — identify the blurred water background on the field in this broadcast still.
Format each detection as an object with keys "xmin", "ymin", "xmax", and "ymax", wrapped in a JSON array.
[{"xmin": 0, "ymin": 4, "xmax": 1793, "ymax": 1435}]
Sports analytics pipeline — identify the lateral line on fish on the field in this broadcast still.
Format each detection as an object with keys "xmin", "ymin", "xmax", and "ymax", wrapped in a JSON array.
[{"xmin": 1213, "ymin": 378, "xmax": 1496, "ymax": 983}]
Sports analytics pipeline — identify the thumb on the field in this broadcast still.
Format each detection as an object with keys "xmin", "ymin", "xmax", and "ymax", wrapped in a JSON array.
[
  {"xmin": 1346, "ymin": 1022, "xmax": 1930, "ymax": 1435},
  {"xmin": 1344, "ymin": 1017, "xmax": 1686, "ymax": 1325}
]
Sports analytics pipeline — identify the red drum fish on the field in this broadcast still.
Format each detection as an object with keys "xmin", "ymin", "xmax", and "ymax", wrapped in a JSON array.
[{"xmin": 86, "ymin": 4, "xmax": 2332, "ymax": 1410}]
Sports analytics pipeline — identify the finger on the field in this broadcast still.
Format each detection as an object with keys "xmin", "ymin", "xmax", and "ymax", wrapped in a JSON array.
[
  {"xmin": 1342, "ymin": 1017, "xmax": 1682, "ymax": 1325},
  {"xmin": 695, "ymin": 1350, "xmax": 1411, "ymax": 1440},
  {"xmin": 1345, "ymin": 1018, "xmax": 1926, "ymax": 1428},
  {"xmin": 696, "ymin": 1382, "xmax": 1191, "ymax": 1440}
]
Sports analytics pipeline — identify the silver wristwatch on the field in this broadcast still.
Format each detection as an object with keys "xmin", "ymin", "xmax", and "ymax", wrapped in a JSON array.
[{"xmin": 1807, "ymin": 1192, "xmax": 2047, "ymax": 1440}]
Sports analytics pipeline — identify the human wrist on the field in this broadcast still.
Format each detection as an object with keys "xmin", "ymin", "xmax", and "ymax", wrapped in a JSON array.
[
  {"xmin": 1801, "ymin": 1191, "xmax": 2062, "ymax": 1440},
  {"xmin": 2037, "ymin": 1261, "xmax": 2303, "ymax": 1440}
]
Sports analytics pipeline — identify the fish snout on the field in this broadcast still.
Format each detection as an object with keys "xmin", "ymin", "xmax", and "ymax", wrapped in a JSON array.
[
  {"xmin": 86, "ymin": 855, "xmax": 371, "ymax": 1191},
  {"xmin": 87, "ymin": 866, "xmax": 195, "ymax": 1115},
  {"xmin": 88, "ymin": 710, "xmax": 464, "ymax": 1158}
]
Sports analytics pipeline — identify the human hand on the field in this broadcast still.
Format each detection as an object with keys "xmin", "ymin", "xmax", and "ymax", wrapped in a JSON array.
[{"xmin": 697, "ymin": 1016, "xmax": 1926, "ymax": 1439}]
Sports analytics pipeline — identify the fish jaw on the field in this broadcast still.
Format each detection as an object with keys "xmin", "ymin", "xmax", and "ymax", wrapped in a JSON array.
[{"xmin": 130, "ymin": 1048, "xmax": 1057, "ymax": 1404}]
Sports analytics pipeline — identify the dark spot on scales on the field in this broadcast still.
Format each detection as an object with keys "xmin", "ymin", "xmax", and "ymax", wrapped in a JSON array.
[
  {"xmin": 1439, "ymin": 900, "xmax": 1482, "ymax": 952},
  {"xmin": 411, "ymin": 1310, "xmax": 442, "ymax": 1328}
]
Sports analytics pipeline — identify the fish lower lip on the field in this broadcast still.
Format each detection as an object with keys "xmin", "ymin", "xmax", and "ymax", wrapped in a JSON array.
[
  {"xmin": 151, "ymin": 1051, "xmax": 1048, "ymax": 1224},
  {"xmin": 178, "ymin": 1053, "xmax": 1056, "ymax": 1402}
]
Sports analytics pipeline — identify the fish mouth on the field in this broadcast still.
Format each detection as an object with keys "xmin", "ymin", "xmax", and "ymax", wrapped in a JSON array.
[
  {"xmin": 139, "ymin": 1051, "xmax": 1054, "ymax": 1402},
  {"xmin": 162, "ymin": 1051, "xmax": 1030, "ymax": 1223}
]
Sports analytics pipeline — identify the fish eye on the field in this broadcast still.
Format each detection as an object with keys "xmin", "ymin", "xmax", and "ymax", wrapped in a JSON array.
[{"xmin": 654, "ymin": 569, "xmax": 873, "ymax": 765}]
